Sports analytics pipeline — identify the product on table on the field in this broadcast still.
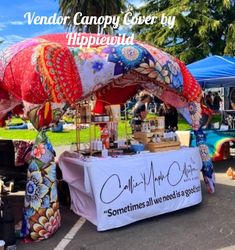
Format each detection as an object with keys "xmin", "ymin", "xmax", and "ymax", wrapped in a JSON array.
[{"xmin": 101, "ymin": 126, "xmax": 109, "ymax": 149}]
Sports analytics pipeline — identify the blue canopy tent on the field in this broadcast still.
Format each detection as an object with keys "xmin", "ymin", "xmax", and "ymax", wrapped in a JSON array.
[
  {"xmin": 188, "ymin": 56, "xmax": 235, "ymax": 162},
  {"xmin": 187, "ymin": 55, "xmax": 235, "ymax": 88}
]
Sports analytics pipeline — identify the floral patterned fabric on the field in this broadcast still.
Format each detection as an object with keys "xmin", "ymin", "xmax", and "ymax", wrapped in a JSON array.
[
  {"xmin": 187, "ymin": 102, "xmax": 215, "ymax": 193},
  {"xmin": 69, "ymin": 47, "xmax": 116, "ymax": 97},
  {"xmin": 21, "ymin": 130, "xmax": 61, "ymax": 241},
  {"xmin": 188, "ymin": 100, "xmax": 215, "ymax": 193},
  {"xmin": 188, "ymin": 102, "xmax": 202, "ymax": 131},
  {"xmin": 193, "ymin": 130, "xmax": 215, "ymax": 193},
  {"xmin": 106, "ymin": 44, "xmax": 154, "ymax": 75},
  {"xmin": 26, "ymin": 102, "xmax": 68, "ymax": 131}
]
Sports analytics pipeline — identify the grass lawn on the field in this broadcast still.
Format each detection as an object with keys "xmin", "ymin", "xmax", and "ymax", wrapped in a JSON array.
[
  {"xmin": 0, "ymin": 129, "xmax": 76, "ymax": 146},
  {"xmin": 0, "ymin": 117, "xmax": 190, "ymax": 146},
  {"xmin": 0, "ymin": 120, "xmax": 133, "ymax": 146}
]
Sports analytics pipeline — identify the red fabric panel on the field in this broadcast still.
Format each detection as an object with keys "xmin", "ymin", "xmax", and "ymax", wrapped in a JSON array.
[
  {"xmin": 2, "ymin": 43, "xmax": 82, "ymax": 105},
  {"xmin": 2, "ymin": 46, "xmax": 48, "ymax": 103},
  {"xmin": 94, "ymin": 85, "xmax": 138, "ymax": 113},
  {"xmin": 0, "ymin": 86, "xmax": 9, "ymax": 99},
  {"xmin": 12, "ymin": 104, "xmax": 24, "ymax": 115},
  {"xmin": 177, "ymin": 59, "xmax": 202, "ymax": 102},
  {"xmin": 38, "ymin": 44, "xmax": 82, "ymax": 104}
]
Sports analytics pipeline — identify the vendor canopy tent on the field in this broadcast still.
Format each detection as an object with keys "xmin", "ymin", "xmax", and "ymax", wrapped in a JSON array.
[
  {"xmin": 0, "ymin": 34, "xmax": 216, "ymax": 242},
  {"xmin": 0, "ymin": 33, "xmax": 214, "ymax": 193},
  {"xmin": 187, "ymin": 55, "xmax": 235, "ymax": 88}
]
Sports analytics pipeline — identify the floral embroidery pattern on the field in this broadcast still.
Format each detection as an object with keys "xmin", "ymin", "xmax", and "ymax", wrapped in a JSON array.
[
  {"xmin": 70, "ymin": 47, "xmax": 107, "ymax": 66},
  {"xmin": 25, "ymin": 171, "xmax": 49, "ymax": 210},
  {"xmin": 188, "ymin": 102, "xmax": 201, "ymax": 130},
  {"xmin": 199, "ymin": 144, "xmax": 211, "ymax": 162},
  {"xmin": 92, "ymin": 61, "xmax": 104, "ymax": 73},
  {"xmin": 33, "ymin": 144, "xmax": 46, "ymax": 159},
  {"xmin": 21, "ymin": 130, "xmax": 61, "ymax": 241},
  {"xmin": 105, "ymin": 44, "xmax": 154, "ymax": 75},
  {"xmin": 135, "ymin": 59, "xmax": 183, "ymax": 89},
  {"xmin": 30, "ymin": 203, "xmax": 61, "ymax": 241},
  {"xmin": 194, "ymin": 129, "xmax": 215, "ymax": 193}
]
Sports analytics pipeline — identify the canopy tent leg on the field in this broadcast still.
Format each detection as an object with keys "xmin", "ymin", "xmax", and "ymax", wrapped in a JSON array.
[
  {"xmin": 188, "ymin": 101, "xmax": 215, "ymax": 193},
  {"xmin": 21, "ymin": 130, "xmax": 61, "ymax": 241}
]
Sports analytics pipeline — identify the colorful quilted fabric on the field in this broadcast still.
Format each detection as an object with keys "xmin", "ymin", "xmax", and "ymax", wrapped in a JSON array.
[
  {"xmin": 0, "ymin": 38, "xmax": 42, "ymax": 82},
  {"xmin": 105, "ymin": 44, "xmax": 154, "ymax": 75},
  {"xmin": 193, "ymin": 129, "xmax": 215, "ymax": 193},
  {"xmin": 27, "ymin": 102, "xmax": 68, "ymax": 130},
  {"xmin": 35, "ymin": 43, "xmax": 82, "ymax": 104},
  {"xmin": 21, "ymin": 130, "xmax": 61, "ymax": 241},
  {"xmin": 0, "ymin": 33, "xmax": 200, "ymax": 124},
  {"xmin": 2, "ymin": 45, "xmax": 49, "ymax": 103}
]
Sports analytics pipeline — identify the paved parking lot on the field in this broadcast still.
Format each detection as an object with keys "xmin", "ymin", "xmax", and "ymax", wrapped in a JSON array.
[{"xmin": 7, "ymin": 157, "xmax": 235, "ymax": 250}]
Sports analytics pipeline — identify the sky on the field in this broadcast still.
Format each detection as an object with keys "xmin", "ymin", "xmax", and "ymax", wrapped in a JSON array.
[{"xmin": 0, "ymin": 0, "xmax": 142, "ymax": 50}]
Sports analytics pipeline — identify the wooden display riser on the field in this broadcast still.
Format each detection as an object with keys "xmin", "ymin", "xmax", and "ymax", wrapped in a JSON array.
[
  {"xmin": 134, "ymin": 131, "xmax": 164, "ymax": 144},
  {"xmin": 146, "ymin": 141, "xmax": 181, "ymax": 152}
]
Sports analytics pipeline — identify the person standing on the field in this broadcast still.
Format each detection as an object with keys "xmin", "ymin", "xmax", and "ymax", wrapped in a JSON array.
[
  {"xmin": 131, "ymin": 91, "xmax": 152, "ymax": 131},
  {"xmin": 213, "ymin": 92, "xmax": 222, "ymax": 111},
  {"xmin": 205, "ymin": 91, "xmax": 213, "ymax": 109},
  {"xmin": 230, "ymin": 88, "xmax": 235, "ymax": 110},
  {"xmin": 159, "ymin": 103, "xmax": 178, "ymax": 130}
]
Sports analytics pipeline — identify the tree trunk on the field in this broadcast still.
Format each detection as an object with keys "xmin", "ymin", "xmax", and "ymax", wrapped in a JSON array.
[{"xmin": 88, "ymin": 2, "xmax": 100, "ymax": 33}]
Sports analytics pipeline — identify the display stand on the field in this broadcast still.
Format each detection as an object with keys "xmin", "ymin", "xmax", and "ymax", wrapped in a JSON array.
[
  {"xmin": 147, "ymin": 141, "xmax": 181, "ymax": 152},
  {"xmin": 132, "ymin": 116, "xmax": 181, "ymax": 152},
  {"xmin": 75, "ymin": 99, "xmax": 119, "ymax": 155}
]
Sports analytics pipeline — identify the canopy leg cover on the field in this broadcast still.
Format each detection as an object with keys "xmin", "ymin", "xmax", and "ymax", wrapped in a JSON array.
[
  {"xmin": 21, "ymin": 130, "xmax": 61, "ymax": 241},
  {"xmin": 188, "ymin": 101, "xmax": 215, "ymax": 193},
  {"xmin": 194, "ymin": 129, "xmax": 215, "ymax": 193}
]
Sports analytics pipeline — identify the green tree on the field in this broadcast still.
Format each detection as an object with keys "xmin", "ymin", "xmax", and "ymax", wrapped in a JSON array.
[
  {"xmin": 58, "ymin": 0, "xmax": 126, "ymax": 33},
  {"xmin": 132, "ymin": 0, "xmax": 235, "ymax": 63}
]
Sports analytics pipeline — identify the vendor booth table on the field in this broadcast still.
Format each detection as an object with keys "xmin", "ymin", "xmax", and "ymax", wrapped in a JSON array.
[{"xmin": 59, "ymin": 147, "xmax": 202, "ymax": 231}]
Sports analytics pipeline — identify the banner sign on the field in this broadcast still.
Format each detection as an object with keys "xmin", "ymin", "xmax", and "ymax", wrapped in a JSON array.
[{"xmin": 84, "ymin": 148, "xmax": 202, "ymax": 231}]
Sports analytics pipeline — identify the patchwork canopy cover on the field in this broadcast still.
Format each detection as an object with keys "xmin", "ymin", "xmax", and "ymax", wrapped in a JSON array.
[
  {"xmin": 0, "ymin": 33, "xmax": 202, "ymax": 126},
  {"xmin": 0, "ymin": 33, "xmax": 215, "ymax": 241}
]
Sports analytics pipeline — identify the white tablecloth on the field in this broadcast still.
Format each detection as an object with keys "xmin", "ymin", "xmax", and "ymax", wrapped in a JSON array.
[{"xmin": 59, "ymin": 147, "xmax": 202, "ymax": 231}]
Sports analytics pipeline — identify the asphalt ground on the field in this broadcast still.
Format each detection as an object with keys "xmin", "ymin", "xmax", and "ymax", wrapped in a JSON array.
[{"xmin": 5, "ymin": 154, "xmax": 235, "ymax": 250}]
